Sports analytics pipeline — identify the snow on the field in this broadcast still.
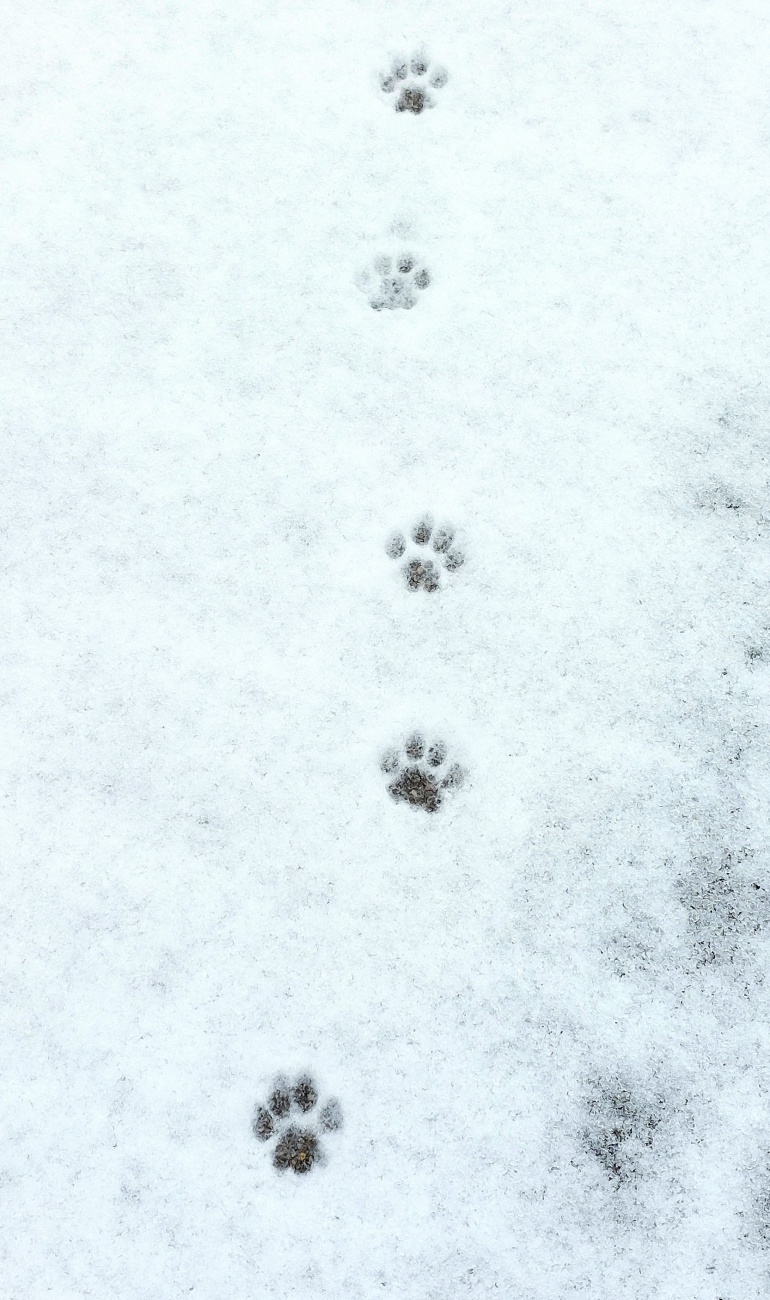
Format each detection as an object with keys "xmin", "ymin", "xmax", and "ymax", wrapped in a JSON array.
[{"xmin": 2, "ymin": 1, "xmax": 770, "ymax": 1295}]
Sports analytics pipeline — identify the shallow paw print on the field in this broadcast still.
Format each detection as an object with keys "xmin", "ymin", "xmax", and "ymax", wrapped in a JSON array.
[
  {"xmin": 385, "ymin": 515, "xmax": 464, "ymax": 591},
  {"xmin": 379, "ymin": 50, "xmax": 448, "ymax": 114},
  {"xmin": 381, "ymin": 732, "xmax": 465, "ymax": 813},
  {"xmin": 360, "ymin": 253, "xmax": 431, "ymax": 312},
  {"xmin": 252, "ymin": 1073, "xmax": 343, "ymax": 1175}
]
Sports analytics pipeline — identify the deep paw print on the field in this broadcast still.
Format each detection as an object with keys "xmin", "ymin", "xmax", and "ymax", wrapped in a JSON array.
[
  {"xmin": 360, "ymin": 253, "xmax": 431, "ymax": 311},
  {"xmin": 379, "ymin": 50, "xmax": 448, "ymax": 114},
  {"xmin": 386, "ymin": 514, "xmax": 465, "ymax": 591},
  {"xmin": 381, "ymin": 732, "xmax": 465, "ymax": 813},
  {"xmin": 252, "ymin": 1073, "xmax": 343, "ymax": 1175}
]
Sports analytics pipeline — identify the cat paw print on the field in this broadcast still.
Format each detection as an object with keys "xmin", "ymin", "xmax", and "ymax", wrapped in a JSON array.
[
  {"xmin": 252, "ymin": 1073, "xmax": 343, "ymax": 1175},
  {"xmin": 381, "ymin": 732, "xmax": 465, "ymax": 813},
  {"xmin": 359, "ymin": 253, "xmax": 431, "ymax": 311},
  {"xmin": 386, "ymin": 515, "xmax": 465, "ymax": 591},
  {"xmin": 379, "ymin": 51, "xmax": 448, "ymax": 114}
]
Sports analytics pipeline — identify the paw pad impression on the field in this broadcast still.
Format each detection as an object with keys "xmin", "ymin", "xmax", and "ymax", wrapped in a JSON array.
[
  {"xmin": 379, "ymin": 51, "xmax": 448, "ymax": 114},
  {"xmin": 381, "ymin": 732, "xmax": 465, "ymax": 813},
  {"xmin": 360, "ymin": 253, "xmax": 431, "ymax": 312},
  {"xmin": 252, "ymin": 1073, "xmax": 343, "ymax": 1175},
  {"xmin": 386, "ymin": 515, "xmax": 465, "ymax": 591}
]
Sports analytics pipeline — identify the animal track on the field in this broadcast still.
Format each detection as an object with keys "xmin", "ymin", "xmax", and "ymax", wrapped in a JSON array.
[
  {"xmin": 359, "ymin": 253, "xmax": 431, "ymax": 311},
  {"xmin": 582, "ymin": 1080, "xmax": 667, "ymax": 1187},
  {"xmin": 252, "ymin": 1073, "xmax": 343, "ymax": 1175},
  {"xmin": 386, "ymin": 515, "xmax": 464, "ymax": 590},
  {"xmin": 381, "ymin": 732, "xmax": 465, "ymax": 813},
  {"xmin": 379, "ymin": 51, "xmax": 448, "ymax": 114}
]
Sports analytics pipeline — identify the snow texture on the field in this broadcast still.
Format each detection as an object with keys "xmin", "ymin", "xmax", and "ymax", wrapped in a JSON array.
[{"xmin": 2, "ymin": 1, "xmax": 770, "ymax": 1297}]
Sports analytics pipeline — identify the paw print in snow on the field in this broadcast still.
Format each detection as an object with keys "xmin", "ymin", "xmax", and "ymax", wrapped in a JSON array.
[
  {"xmin": 380, "ymin": 51, "xmax": 448, "ymax": 114},
  {"xmin": 252, "ymin": 1073, "xmax": 343, "ymax": 1175},
  {"xmin": 381, "ymin": 732, "xmax": 465, "ymax": 813},
  {"xmin": 386, "ymin": 515, "xmax": 465, "ymax": 591},
  {"xmin": 360, "ymin": 253, "xmax": 431, "ymax": 311}
]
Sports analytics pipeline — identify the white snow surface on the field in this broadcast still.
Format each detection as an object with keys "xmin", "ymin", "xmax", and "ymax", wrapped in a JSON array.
[{"xmin": 2, "ymin": 1, "xmax": 770, "ymax": 1296}]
